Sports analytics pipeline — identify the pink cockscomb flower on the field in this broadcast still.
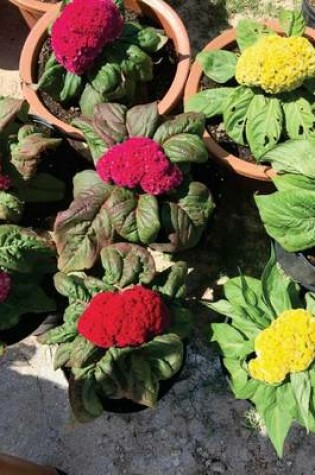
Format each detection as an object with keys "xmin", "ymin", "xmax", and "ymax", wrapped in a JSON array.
[
  {"xmin": 0, "ymin": 271, "xmax": 11, "ymax": 303},
  {"xmin": 96, "ymin": 137, "xmax": 183, "ymax": 195},
  {"xmin": 0, "ymin": 174, "xmax": 11, "ymax": 191},
  {"xmin": 51, "ymin": 0, "xmax": 124, "ymax": 75}
]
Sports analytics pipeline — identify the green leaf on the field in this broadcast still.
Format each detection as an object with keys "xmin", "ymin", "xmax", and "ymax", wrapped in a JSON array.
[
  {"xmin": 0, "ymin": 225, "xmax": 55, "ymax": 273},
  {"xmin": 69, "ymin": 374, "xmax": 103, "ymax": 422},
  {"xmin": 196, "ymin": 50, "xmax": 237, "ymax": 83},
  {"xmin": 0, "ymin": 281, "xmax": 56, "ymax": 330},
  {"xmin": 184, "ymin": 88, "xmax": 233, "ymax": 118},
  {"xmin": 54, "ymin": 342, "xmax": 73, "ymax": 370},
  {"xmin": 60, "ymin": 71, "xmax": 83, "ymax": 102},
  {"xmin": 136, "ymin": 194, "xmax": 160, "ymax": 243},
  {"xmin": 92, "ymin": 103, "xmax": 128, "ymax": 151},
  {"xmin": 73, "ymin": 170, "xmax": 105, "ymax": 198},
  {"xmin": 126, "ymin": 354, "xmax": 159, "ymax": 407},
  {"xmin": 273, "ymin": 174, "xmax": 315, "ymax": 192},
  {"xmin": 236, "ymin": 19, "xmax": 273, "ymax": 51},
  {"xmin": 246, "ymin": 94, "xmax": 283, "ymax": 159},
  {"xmin": 88, "ymin": 63, "xmax": 122, "ymax": 96},
  {"xmin": 0, "ymin": 191, "xmax": 24, "ymax": 222},
  {"xmin": 126, "ymin": 102, "xmax": 159, "ymax": 138},
  {"xmin": 69, "ymin": 335, "xmax": 101, "ymax": 369},
  {"xmin": 153, "ymin": 113, "xmax": 205, "ymax": 145},
  {"xmin": 224, "ymin": 86, "xmax": 255, "ymax": 145},
  {"xmin": 0, "ymin": 97, "xmax": 27, "ymax": 132},
  {"xmin": 261, "ymin": 246, "xmax": 297, "ymax": 316},
  {"xmin": 211, "ymin": 323, "xmax": 251, "ymax": 358},
  {"xmin": 282, "ymin": 94, "xmax": 315, "ymax": 140},
  {"xmin": 71, "ymin": 118, "xmax": 107, "ymax": 163},
  {"xmin": 255, "ymin": 189, "xmax": 315, "ymax": 252},
  {"xmin": 261, "ymin": 139, "xmax": 315, "ymax": 178},
  {"xmin": 167, "ymin": 305, "xmax": 193, "ymax": 338},
  {"xmin": 163, "ymin": 133, "xmax": 208, "ymax": 165},
  {"xmin": 305, "ymin": 292, "xmax": 315, "ymax": 315},
  {"xmin": 101, "ymin": 243, "xmax": 156, "ymax": 287},
  {"xmin": 223, "ymin": 357, "xmax": 259, "ymax": 399},
  {"xmin": 290, "ymin": 372, "xmax": 311, "ymax": 431},
  {"xmin": 0, "ymin": 341, "xmax": 6, "ymax": 357},
  {"xmin": 122, "ymin": 44, "xmax": 153, "ymax": 81},
  {"xmin": 142, "ymin": 333, "xmax": 184, "ymax": 380},
  {"xmin": 40, "ymin": 302, "xmax": 86, "ymax": 344},
  {"xmin": 54, "ymin": 184, "xmax": 114, "ymax": 272},
  {"xmin": 152, "ymin": 181, "xmax": 214, "ymax": 252},
  {"xmin": 54, "ymin": 272, "xmax": 108, "ymax": 303},
  {"xmin": 37, "ymin": 55, "xmax": 65, "ymax": 102},
  {"xmin": 153, "ymin": 261, "xmax": 188, "ymax": 299},
  {"xmin": 278, "ymin": 9, "xmax": 305, "ymax": 37},
  {"xmin": 79, "ymin": 84, "xmax": 104, "ymax": 117}
]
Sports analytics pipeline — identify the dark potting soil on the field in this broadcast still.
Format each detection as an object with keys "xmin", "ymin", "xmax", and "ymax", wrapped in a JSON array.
[{"xmin": 37, "ymin": 10, "xmax": 177, "ymax": 124}]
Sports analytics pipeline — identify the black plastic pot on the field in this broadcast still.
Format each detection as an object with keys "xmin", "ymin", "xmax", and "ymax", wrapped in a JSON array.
[
  {"xmin": 275, "ymin": 242, "xmax": 315, "ymax": 292},
  {"xmin": 302, "ymin": 0, "xmax": 315, "ymax": 28}
]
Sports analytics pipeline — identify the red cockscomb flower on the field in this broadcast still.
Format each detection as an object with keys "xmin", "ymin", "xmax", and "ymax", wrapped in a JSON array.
[
  {"xmin": 0, "ymin": 174, "xmax": 11, "ymax": 191},
  {"xmin": 0, "ymin": 271, "xmax": 11, "ymax": 303},
  {"xmin": 77, "ymin": 285, "xmax": 170, "ymax": 348},
  {"xmin": 96, "ymin": 137, "xmax": 183, "ymax": 195},
  {"xmin": 51, "ymin": 0, "xmax": 124, "ymax": 75}
]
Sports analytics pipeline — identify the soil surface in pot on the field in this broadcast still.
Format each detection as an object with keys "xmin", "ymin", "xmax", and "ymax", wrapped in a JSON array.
[{"xmin": 37, "ymin": 10, "xmax": 177, "ymax": 124}]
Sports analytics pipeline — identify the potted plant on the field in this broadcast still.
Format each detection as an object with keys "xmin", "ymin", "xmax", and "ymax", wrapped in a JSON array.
[
  {"xmin": 255, "ymin": 168, "xmax": 315, "ymax": 291},
  {"xmin": 53, "ymin": 102, "xmax": 214, "ymax": 272},
  {"xmin": 19, "ymin": 0, "xmax": 191, "ymax": 139},
  {"xmin": 8, "ymin": 0, "xmax": 59, "ymax": 30},
  {"xmin": 204, "ymin": 249, "xmax": 315, "ymax": 457},
  {"xmin": 184, "ymin": 9, "xmax": 315, "ymax": 182},
  {"xmin": 39, "ymin": 243, "xmax": 192, "ymax": 419}
]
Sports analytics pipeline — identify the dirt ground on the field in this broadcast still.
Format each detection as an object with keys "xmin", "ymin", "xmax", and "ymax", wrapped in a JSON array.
[{"xmin": 1, "ymin": 0, "xmax": 315, "ymax": 474}]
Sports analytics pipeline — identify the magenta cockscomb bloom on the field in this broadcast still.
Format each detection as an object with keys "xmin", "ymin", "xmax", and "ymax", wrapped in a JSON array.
[
  {"xmin": 0, "ymin": 174, "xmax": 11, "ymax": 191},
  {"xmin": 0, "ymin": 271, "xmax": 11, "ymax": 303},
  {"xmin": 51, "ymin": 0, "xmax": 124, "ymax": 75},
  {"xmin": 96, "ymin": 137, "xmax": 183, "ymax": 195}
]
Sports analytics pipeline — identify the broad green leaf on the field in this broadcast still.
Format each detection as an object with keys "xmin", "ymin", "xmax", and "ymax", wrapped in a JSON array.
[
  {"xmin": 223, "ymin": 357, "xmax": 259, "ymax": 399},
  {"xmin": 282, "ymin": 94, "xmax": 315, "ymax": 140},
  {"xmin": 142, "ymin": 333, "xmax": 183, "ymax": 380},
  {"xmin": 0, "ymin": 225, "xmax": 55, "ymax": 273},
  {"xmin": 101, "ymin": 243, "xmax": 156, "ymax": 287},
  {"xmin": 0, "ymin": 281, "xmax": 56, "ymax": 330},
  {"xmin": 136, "ymin": 194, "xmax": 160, "ymax": 243},
  {"xmin": 40, "ymin": 302, "xmax": 86, "ymax": 344},
  {"xmin": 261, "ymin": 139, "xmax": 315, "ymax": 178},
  {"xmin": 79, "ymin": 84, "xmax": 104, "ymax": 117},
  {"xmin": 305, "ymin": 292, "xmax": 315, "ymax": 315},
  {"xmin": 196, "ymin": 50, "xmax": 237, "ymax": 83},
  {"xmin": 153, "ymin": 261, "xmax": 188, "ymax": 299},
  {"xmin": 212, "ymin": 323, "xmax": 250, "ymax": 358},
  {"xmin": 0, "ymin": 191, "xmax": 24, "ymax": 222},
  {"xmin": 0, "ymin": 97, "xmax": 27, "ymax": 131},
  {"xmin": 153, "ymin": 113, "xmax": 205, "ymax": 145},
  {"xmin": 290, "ymin": 372, "xmax": 311, "ymax": 431},
  {"xmin": 273, "ymin": 174, "xmax": 315, "ymax": 192},
  {"xmin": 88, "ymin": 63, "xmax": 121, "ymax": 96},
  {"xmin": 255, "ymin": 190, "xmax": 315, "ymax": 252},
  {"xmin": 54, "ymin": 342, "xmax": 73, "ymax": 370},
  {"xmin": 54, "ymin": 185, "xmax": 114, "ymax": 272},
  {"xmin": 236, "ymin": 19, "xmax": 273, "ymax": 51},
  {"xmin": 163, "ymin": 134, "xmax": 208, "ymax": 165},
  {"xmin": 184, "ymin": 88, "xmax": 233, "ymax": 118},
  {"xmin": 54, "ymin": 272, "xmax": 108, "ymax": 303},
  {"xmin": 224, "ymin": 86, "xmax": 255, "ymax": 145},
  {"xmin": 126, "ymin": 102, "xmax": 159, "ymax": 138},
  {"xmin": 126, "ymin": 354, "xmax": 159, "ymax": 407},
  {"xmin": 278, "ymin": 9, "xmax": 305, "ymax": 36},
  {"xmin": 71, "ymin": 118, "xmax": 107, "ymax": 163},
  {"xmin": 92, "ymin": 103, "xmax": 128, "ymax": 150},
  {"xmin": 73, "ymin": 170, "xmax": 105, "ymax": 198},
  {"xmin": 69, "ymin": 374, "xmax": 103, "ymax": 422},
  {"xmin": 69, "ymin": 335, "xmax": 101, "ymax": 369},
  {"xmin": 167, "ymin": 305, "xmax": 193, "ymax": 338},
  {"xmin": 60, "ymin": 71, "xmax": 83, "ymax": 102},
  {"xmin": 246, "ymin": 94, "xmax": 283, "ymax": 159}
]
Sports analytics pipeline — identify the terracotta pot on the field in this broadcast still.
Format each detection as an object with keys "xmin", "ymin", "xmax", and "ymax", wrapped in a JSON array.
[
  {"xmin": 19, "ymin": 0, "xmax": 191, "ymax": 140},
  {"xmin": 0, "ymin": 454, "xmax": 59, "ymax": 475},
  {"xmin": 8, "ymin": 0, "xmax": 60, "ymax": 29},
  {"xmin": 184, "ymin": 21, "xmax": 315, "ymax": 182}
]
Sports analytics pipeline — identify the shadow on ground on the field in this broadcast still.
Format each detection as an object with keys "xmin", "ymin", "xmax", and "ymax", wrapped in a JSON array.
[{"xmin": 0, "ymin": 0, "xmax": 28, "ymax": 70}]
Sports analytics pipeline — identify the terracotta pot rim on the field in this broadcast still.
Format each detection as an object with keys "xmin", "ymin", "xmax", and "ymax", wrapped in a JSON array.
[
  {"xmin": 9, "ymin": 0, "xmax": 59, "ymax": 15},
  {"xmin": 184, "ymin": 20, "xmax": 315, "ymax": 182},
  {"xmin": 19, "ymin": 0, "xmax": 191, "ymax": 140}
]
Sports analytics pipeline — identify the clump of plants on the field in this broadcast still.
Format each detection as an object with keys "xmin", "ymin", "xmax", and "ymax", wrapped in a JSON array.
[
  {"xmin": 185, "ymin": 10, "xmax": 315, "ymax": 162},
  {"xmin": 37, "ymin": 0, "xmax": 170, "ymax": 117},
  {"xmin": 0, "ymin": 224, "xmax": 57, "ymax": 355},
  {"xmin": 0, "ymin": 96, "xmax": 65, "ymax": 224},
  {"xmin": 40, "ymin": 243, "xmax": 192, "ymax": 420},
  {"xmin": 205, "ymin": 250, "xmax": 315, "ymax": 457},
  {"xmin": 53, "ymin": 102, "xmax": 214, "ymax": 272}
]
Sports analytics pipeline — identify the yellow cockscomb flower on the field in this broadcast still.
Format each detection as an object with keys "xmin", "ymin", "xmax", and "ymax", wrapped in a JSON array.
[
  {"xmin": 235, "ymin": 35, "xmax": 315, "ymax": 94},
  {"xmin": 248, "ymin": 309, "xmax": 315, "ymax": 384}
]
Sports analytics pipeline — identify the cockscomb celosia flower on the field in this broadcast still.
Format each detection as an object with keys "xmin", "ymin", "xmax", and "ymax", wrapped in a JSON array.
[
  {"xmin": 51, "ymin": 0, "xmax": 124, "ymax": 75},
  {"xmin": 78, "ymin": 285, "xmax": 170, "ymax": 348},
  {"xmin": 0, "ymin": 174, "xmax": 11, "ymax": 191},
  {"xmin": 0, "ymin": 271, "xmax": 11, "ymax": 303},
  {"xmin": 96, "ymin": 137, "xmax": 183, "ymax": 195},
  {"xmin": 248, "ymin": 309, "xmax": 315, "ymax": 384},
  {"xmin": 235, "ymin": 35, "xmax": 315, "ymax": 94}
]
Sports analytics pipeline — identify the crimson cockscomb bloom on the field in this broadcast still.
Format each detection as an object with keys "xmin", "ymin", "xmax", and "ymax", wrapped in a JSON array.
[
  {"xmin": 96, "ymin": 137, "xmax": 183, "ymax": 195},
  {"xmin": 0, "ymin": 271, "xmax": 11, "ymax": 303},
  {"xmin": 77, "ymin": 286, "xmax": 170, "ymax": 348},
  {"xmin": 51, "ymin": 0, "xmax": 124, "ymax": 75}
]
